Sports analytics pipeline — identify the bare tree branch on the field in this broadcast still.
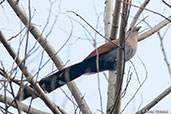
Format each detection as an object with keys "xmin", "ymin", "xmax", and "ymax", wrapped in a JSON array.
[
  {"xmin": 0, "ymin": 95, "xmax": 50, "ymax": 114},
  {"xmin": 136, "ymin": 86, "xmax": 171, "ymax": 114},
  {"xmin": 0, "ymin": 31, "xmax": 63, "ymax": 114},
  {"xmin": 114, "ymin": 0, "xmax": 129, "ymax": 113},
  {"xmin": 104, "ymin": 0, "xmax": 113, "ymax": 39},
  {"xmin": 106, "ymin": 0, "xmax": 122, "ymax": 113},
  {"xmin": 138, "ymin": 16, "xmax": 171, "ymax": 41},
  {"xmin": 1, "ymin": 0, "xmax": 170, "ymax": 114},
  {"xmin": 130, "ymin": 0, "xmax": 151, "ymax": 28},
  {"xmin": 135, "ymin": 14, "xmax": 171, "ymax": 113},
  {"xmin": 123, "ymin": 1, "xmax": 171, "ymax": 22},
  {"xmin": 104, "ymin": 0, "xmax": 119, "ymax": 113},
  {"xmin": 121, "ymin": 57, "xmax": 148, "ymax": 113},
  {"xmin": 67, "ymin": 10, "xmax": 119, "ymax": 47},
  {"xmin": 157, "ymin": 32, "xmax": 171, "ymax": 77},
  {"xmin": 0, "ymin": 68, "xmax": 58, "ymax": 114},
  {"xmin": 108, "ymin": 0, "xmax": 129, "ymax": 113},
  {"xmin": 7, "ymin": 0, "xmax": 63, "ymax": 69},
  {"xmin": 162, "ymin": 0, "xmax": 171, "ymax": 8},
  {"xmin": 6, "ymin": 0, "xmax": 91, "ymax": 113},
  {"xmin": 110, "ymin": 0, "xmax": 122, "ymax": 40}
]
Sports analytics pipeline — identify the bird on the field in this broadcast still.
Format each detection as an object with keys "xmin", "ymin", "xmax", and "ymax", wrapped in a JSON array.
[{"xmin": 17, "ymin": 26, "xmax": 141, "ymax": 100}]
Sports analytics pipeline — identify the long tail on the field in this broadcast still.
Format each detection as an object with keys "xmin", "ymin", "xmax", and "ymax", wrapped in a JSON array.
[
  {"xmin": 39, "ymin": 61, "xmax": 88, "ymax": 92},
  {"xmin": 17, "ymin": 52, "xmax": 107, "ymax": 100},
  {"xmin": 17, "ymin": 60, "xmax": 89, "ymax": 100}
]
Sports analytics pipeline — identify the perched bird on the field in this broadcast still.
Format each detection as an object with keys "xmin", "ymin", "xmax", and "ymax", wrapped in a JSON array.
[{"xmin": 17, "ymin": 26, "xmax": 141, "ymax": 100}]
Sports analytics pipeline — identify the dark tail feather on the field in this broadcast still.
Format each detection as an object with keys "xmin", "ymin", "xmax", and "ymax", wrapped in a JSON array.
[
  {"xmin": 17, "ymin": 60, "xmax": 88, "ymax": 100},
  {"xmin": 39, "ymin": 61, "xmax": 88, "ymax": 93},
  {"xmin": 16, "ymin": 54, "xmax": 102, "ymax": 100}
]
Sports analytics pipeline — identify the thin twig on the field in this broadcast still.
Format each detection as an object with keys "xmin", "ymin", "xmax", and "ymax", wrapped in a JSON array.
[
  {"xmin": 0, "ymin": 31, "xmax": 63, "ymax": 114},
  {"xmin": 136, "ymin": 86, "xmax": 171, "ymax": 114},
  {"xmin": 0, "ymin": 0, "xmax": 5, "ymax": 4},
  {"xmin": 121, "ymin": 67, "xmax": 132, "ymax": 98},
  {"xmin": 121, "ymin": 57, "xmax": 148, "ymax": 113},
  {"xmin": 138, "ymin": 16, "xmax": 171, "ymax": 41},
  {"xmin": 111, "ymin": 0, "xmax": 129, "ymax": 113},
  {"xmin": 0, "ymin": 95, "xmax": 50, "ymax": 114},
  {"xmin": 122, "ymin": 0, "xmax": 171, "ymax": 22},
  {"xmin": 60, "ymin": 88, "xmax": 78, "ymax": 106},
  {"xmin": 162, "ymin": 0, "xmax": 171, "ymax": 8},
  {"xmin": 67, "ymin": 10, "xmax": 121, "ymax": 48},
  {"xmin": 7, "ymin": 0, "xmax": 91, "ymax": 113},
  {"xmin": 157, "ymin": 32, "xmax": 171, "ymax": 77},
  {"xmin": 130, "ymin": 0, "xmax": 151, "ymax": 28}
]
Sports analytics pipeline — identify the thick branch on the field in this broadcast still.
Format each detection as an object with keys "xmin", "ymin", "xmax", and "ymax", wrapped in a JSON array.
[
  {"xmin": 110, "ymin": 0, "xmax": 122, "ymax": 40},
  {"xmin": 106, "ymin": 0, "xmax": 121, "ymax": 113},
  {"xmin": 104, "ymin": 0, "xmax": 113, "ymax": 39},
  {"xmin": 0, "ymin": 69, "xmax": 67, "ymax": 114},
  {"xmin": 0, "ymin": 95, "xmax": 50, "ymax": 114},
  {"xmin": 136, "ymin": 86, "xmax": 171, "ymax": 114},
  {"xmin": 0, "ymin": 31, "xmax": 62, "ymax": 114},
  {"xmin": 0, "ymin": 68, "xmax": 39, "ymax": 100},
  {"xmin": 130, "ymin": 0, "xmax": 151, "ymax": 28},
  {"xmin": 115, "ymin": 0, "xmax": 129, "ymax": 112},
  {"xmin": 7, "ymin": 0, "xmax": 91, "ymax": 113},
  {"xmin": 113, "ymin": 0, "xmax": 129, "ymax": 113},
  {"xmin": 138, "ymin": 16, "xmax": 171, "ymax": 41},
  {"xmin": 104, "ymin": 0, "xmax": 118, "ymax": 113}
]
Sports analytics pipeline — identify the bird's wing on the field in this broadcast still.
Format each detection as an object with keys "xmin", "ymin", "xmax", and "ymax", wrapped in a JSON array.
[{"xmin": 85, "ymin": 39, "xmax": 119, "ymax": 59}]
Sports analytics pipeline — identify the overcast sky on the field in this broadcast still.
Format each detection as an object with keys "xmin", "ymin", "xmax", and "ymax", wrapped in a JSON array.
[{"xmin": 0, "ymin": 0, "xmax": 171, "ymax": 114}]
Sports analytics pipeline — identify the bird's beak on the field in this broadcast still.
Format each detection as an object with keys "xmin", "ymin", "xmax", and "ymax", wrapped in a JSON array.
[
  {"xmin": 128, "ymin": 26, "xmax": 141, "ymax": 32},
  {"xmin": 135, "ymin": 26, "xmax": 141, "ymax": 31}
]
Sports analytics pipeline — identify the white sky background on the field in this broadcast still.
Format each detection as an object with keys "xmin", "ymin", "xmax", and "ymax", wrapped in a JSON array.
[{"xmin": 0, "ymin": 0, "xmax": 171, "ymax": 114}]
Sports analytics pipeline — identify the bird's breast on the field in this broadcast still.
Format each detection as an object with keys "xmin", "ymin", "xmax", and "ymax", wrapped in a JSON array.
[{"xmin": 125, "ymin": 43, "xmax": 136, "ymax": 60}]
